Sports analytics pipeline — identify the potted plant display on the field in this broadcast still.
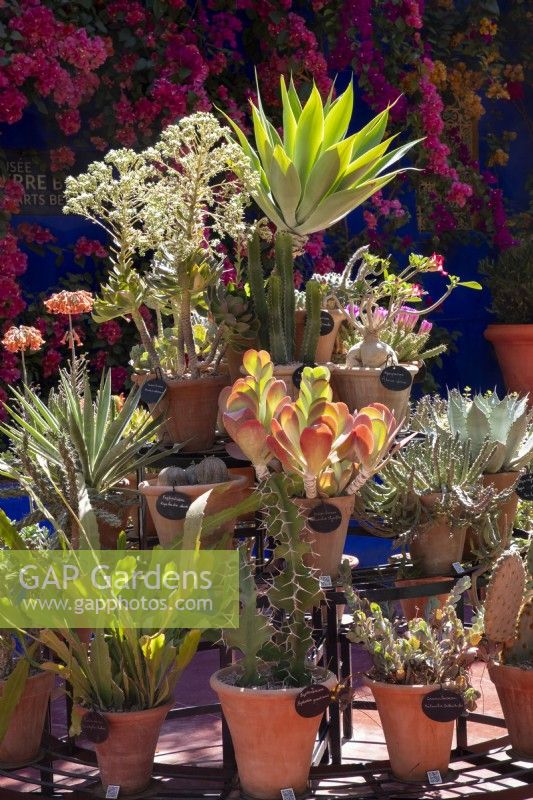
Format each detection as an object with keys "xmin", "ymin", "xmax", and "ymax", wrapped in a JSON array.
[
  {"xmin": 0, "ymin": 368, "xmax": 163, "ymax": 548},
  {"xmin": 139, "ymin": 456, "xmax": 248, "ymax": 547},
  {"xmin": 482, "ymin": 240, "xmax": 533, "ymax": 400},
  {"xmin": 480, "ymin": 542, "xmax": 533, "ymax": 757},
  {"xmin": 223, "ymin": 349, "xmax": 405, "ymax": 579},
  {"xmin": 413, "ymin": 390, "xmax": 533, "ymax": 554},
  {"xmin": 64, "ymin": 113, "xmax": 259, "ymax": 451},
  {"xmin": 343, "ymin": 567, "xmax": 480, "ymax": 782},
  {"xmin": 40, "ymin": 626, "xmax": 201, "ymax": 795},
  {"xmin": 225, "ymin": 77, "xmax": 420, "ymax": 397},
  {"xmin": 210, "ymin": 479, "xmax": 338, "ymax": 800},
  {"xmin": 328, "ymin": 249, "xmax": 479, "ymax": 420}
]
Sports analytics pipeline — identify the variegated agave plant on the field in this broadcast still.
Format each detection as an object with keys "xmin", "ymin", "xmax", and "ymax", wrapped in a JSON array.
[{"xmin": 224, "ymin": 76, "xmax": 420, "ymax": 236}]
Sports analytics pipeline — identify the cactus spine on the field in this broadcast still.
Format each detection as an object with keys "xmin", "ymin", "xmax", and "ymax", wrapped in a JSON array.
[
  {"xmin": 268, "ymin": 273, "xmax": 289, "ymax": 364},
  {"xmin": 275, "ymin": 231, "xmax": 296, "ymax": 363},
  {"xmin": 247, "ymin": 230, "xmax": 270, "ymax": 350},
  {"xmin": 301, "ymin": 279, "xmax": 321, "ymax": 364}
]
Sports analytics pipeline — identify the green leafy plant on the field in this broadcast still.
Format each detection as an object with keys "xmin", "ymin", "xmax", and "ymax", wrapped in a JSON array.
[
  {"xmin": 480, "ymin": 240, "xmax": 533, "ymax": 325},
  {"xmin": 342, "ymin": 565, "xmax": 480, "ymax": 708}
]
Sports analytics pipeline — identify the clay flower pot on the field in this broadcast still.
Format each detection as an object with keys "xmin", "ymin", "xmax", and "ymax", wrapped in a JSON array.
[
  {"xmin": 330, "ymin": 363, "xmax": 418, "ymax": 421},
  {"xmin": 211, "ymin": 667, "xmax": 336, "ymax": 800},
  {"xmin": 139, "ymin": 474, "xmax": 247, "ymax": 546},
  {"xmin": 134, "ymin": 373, "xmax": 229, "ymax": 452},
  {"xmin": 488, "ymin": 662, "xmax": 533, "ymax": 758},
  {"xmin": 485, "ymin": 324, "xmax": 533, "ymax": 402},
  {"xmin": 272, "ymin": 364, "xmax": 302, "ymax": 401},
  {"xmin": 78, "ymin": 702, "xmax": 172, "ymax": 795},
  {"xmin": 0, "ymin": 671, "xmax": 54, "ymax": 767},
  {"xmin": 225, "ymin": 338, "xmax": 259, "ymax": 383},
  {"xmin": 409, "ymin": 494, "xmax": 467, "ymax": 577},
  {"xmin": 395, "ymin": 576, "xmax": 452, "ymax": 621},
  {"xmin": 364, "ymin": 677, "xmax": 455, "ymax": 782},
  {"xmin": 294, "ymin": 495, "xmax": 355, "ymax": 579},
  {"xmin": 464, "ymin": 471, "xmax": 520, "ymax": 559},
  {"xmin": 294, "ymin": 308, "xmax": 345, "ymax": 364}
]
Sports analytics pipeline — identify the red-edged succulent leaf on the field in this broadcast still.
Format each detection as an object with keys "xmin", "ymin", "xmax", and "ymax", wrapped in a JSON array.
[
  {"xmin": 300, "ymin": 423, "xmax": 334, "ymax": 475},
  {"xmin": 264, "ymin": 380, "xmax": 291, "ymax": 424},
  {"xmin": 277, "ymin": 404, "xmax": 302, "ymax": 451},
  {"xmin": 223, "ymin": 412, "xmax": 271, "ymax": 465},
  {"xmin": 266, "ymin": 432, "xmax": 300, "ymax": 473},
  {"xmin": 352, "ymin": 423, "xmax": 374, "ymax": 462},
  {"xmin": 242, "ymin": 348, "xmax": 272, "ymax": 380}
]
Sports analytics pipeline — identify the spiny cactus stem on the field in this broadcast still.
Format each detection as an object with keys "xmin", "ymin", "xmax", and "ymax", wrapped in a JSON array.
[
  {"xmin": 268, "ymin": 274, "xmax": 289, "ymax": 364},
  {"xmin": 131, "ymin": 308, "xmax": 162, "ymax": 374},
  {"xmin": 275, "ymin": 231, "xmax": 296, "ymax": 363},
  {"xmin": 247, "ymin": 231, "xmax": 270, "ymax": 350},
  {"xmin": 255, "ymin": 464, "xmax": 270, "ymax": 482},
  {"xmin": 301, "ymin": 280, "xmax": 321, "ymax": 365}
]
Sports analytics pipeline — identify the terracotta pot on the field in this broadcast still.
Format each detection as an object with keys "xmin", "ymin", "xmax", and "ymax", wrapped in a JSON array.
[
  {"xmin": 134, "ymin": 373, "xmax": 230, "ymax": 452},
  {"xmin": 464, "ymin": 471, "xmax": 520, "ymax": 559},
  {"xmin": 228, "ymin": 466, "xmax": 256, "ymax": 522},
  {"xmin": 78, "ymin": 702, "xmax": 172, "ymax": 795},
  {"xmin": 330, "ymin": 363, "xmax": 418, "ymax": 421},
  {"xmin": 485, "ymin": 324, "xmax": 533, "ymax": 402},
  {"xmin": 98, "ymin": 505, "xmax": 134, "ymax": 550},
  {"xmin": 272, "ymin": 363, "xmax": 301, "ymax": 401},
  {"xmin": 225, "ymin": 338, "xmax": 259, "ymax": 383},
  {"xmin": 294, "ymin": 308, "xmax": 345, "ymax": 364},
  {"xmin": 0, "ymin": 671, "xmax": 54, "ymax": 767},
  {"xmin": 409, "ymin": 494, "xmax": 467, "ymax": 577},
  {"xmin": 295, "ymin": 495, "xmax": 355, "ymax": 579},
  {"xmin": 211, "ymin": 667, "xmax": 337, "ymax": 799},
  {"xmin": 488, "ymin": 661, "xmax": 533, "ymax": 758},
  {"xmin": 364, "ymin": 677, "xmax": 454, "ymax": 782},
  {"xmin": 139, "ymin": 474, "xmax": 247, "ymax": 547},
  {"xmin": 395, "ymin": 577, "xmax": 452, "ymax": 621}
]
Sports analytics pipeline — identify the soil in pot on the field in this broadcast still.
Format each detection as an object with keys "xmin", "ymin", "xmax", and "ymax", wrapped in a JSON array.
[
  {"xmin": 409, "ymin": 495, "xmax": 467, "ymax": 577},
  {"xmin": 139, "ymin": 474, "xmax": 248, "ymax": 547},
  {"xmin": 364, "ymin": 677, "xmax": 455, "ymax": 782},
  {"xmin": 488, "ymin": 662, "xmax": 533, "ymax": 758},
  {"xmin": 295, "ymin": 495, "xmax": 355, "ymax": 579},
  {"xmin": 330, "ymin": 363, "xmax": 418, "ymax": 422},
  {"xmin": 294, "ymin": 309, "xmax": 345, "ymax": 365},
  {"xmin": 211, "ymin": 666, "xmax": 337, "ymax": 800},
  {"xmin": 395, "ymin": 577, "xmax": 453, "ymax": 621},
  {"xmin": 0, "ymin": 671, "xmax": 54, "ymax": 767},
  {"xmin": 464, "ymin": 471, "xmax": 520, "ymax": 560},
  {"xmin": 485, "ymin": 324, "xmax": 533, "ymax": 402},
  {"xmin": 78, "ymin": 702, "xmax": 172, "ymax": 795},
  {"xmin": 135, "ymin": 373, "xmax": 229, "ymax": 452}
]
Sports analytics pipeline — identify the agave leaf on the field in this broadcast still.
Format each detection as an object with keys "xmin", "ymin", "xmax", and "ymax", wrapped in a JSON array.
[
  {"xmin": 357, "ymin": 138, "xmax": 424, "ymax": 183},
  {"xmin": 0, "ymin": 509, "xmax": 27, "ymax": 550},
  {"xmin": 295, "ymin": 141, "xmax": 351, "ymax": 223},
  {"xmin": 287, "ymin": 75, "xmax": 303, "ymax": 118},
  {"xmin": 251, "ymin": 104, "xmax": 274, "ymax": 172},
  {"xmin": 280, "ymin": 76, "xmax": 298, "ymax": 156},
  {"xmin": 465, "ymin": 401, "xmax": 491, "ymax": 457},
  {"xmin": 322, "ymin": 80, "xmax": 354, "ymax": 151},
  {"xmin": 349, "ymin": 105, "xmax": 390, "ymax": 160},
  {"xmin": 268, "ymin": 145, "xmax": 301, "ymax": 228},
  {"xmin": 482, "ymin": 441, "xmax": 507, "ymax": 473},
  {"xmin": 336, "ymin": 134, "xmax": 399, "ymax": 191},
  {"xmin": 298, "ymin": 174, "xmax": 396, "ymax": 234},
  {"xmin": 293, "ymin": 84, "xmax": 324, "ymax": 185}
]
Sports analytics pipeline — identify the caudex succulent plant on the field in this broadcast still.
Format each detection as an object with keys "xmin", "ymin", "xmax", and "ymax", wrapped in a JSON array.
[
  {"xmin": 223, "ymin": 349, "xmax": 405, "ymax": 498},
  {"xmin": 341, "ymin": 564, "xmax": 480, "ymax": 708},
  {"xmin": 481, "ymin": 540, "xmax": 533, "ymax": 667}
]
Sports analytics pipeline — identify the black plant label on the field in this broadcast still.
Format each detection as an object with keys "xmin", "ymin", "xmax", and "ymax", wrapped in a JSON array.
[
  {"xmin": 295, "ymin": 683, "xmax": 331, "ymax": 717},
  {"xmin": 141, "ymin": 378, "xmax": 167, "ymax": 405},
  {"xmin": 421, "ymin": 689, "xmax": 465, "ymax": 722},
  {"xmin": 379, "ymin": 365, "xmax": 413, "ymax": 391},
  {"xmin": 156, "ymin": 491, "xmax": 190, "ymax": 520},
  {"xmin": 319, "ymin": 310, "xmax": 335, "ymax": 336},
  {"xmin": 81, "ymin": 710, "xmax": 109, "ymax": 743},
  {"xmin": 307, "ymin": 502, "xmax": 342, "ymax": 534},
  {"xmin": 516, "ymin": 471, "xmax": 533, "ymax": 501},
  {"xmin": 293, "ymin": 363, "xmax": 316, "ymax": 389}
]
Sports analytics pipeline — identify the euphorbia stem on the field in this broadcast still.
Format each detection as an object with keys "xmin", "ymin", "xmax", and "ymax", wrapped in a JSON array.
[
  {"xmin": 180, "ymin": 289, "xmax": 199, "ymax": 379},
  {"xmin": 131, "ymin": 309, "xmax": 162, "ymax": 374}
]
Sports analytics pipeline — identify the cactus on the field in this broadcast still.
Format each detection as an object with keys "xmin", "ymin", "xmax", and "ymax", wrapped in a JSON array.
[
  {"xmin": 194, "ymin": 456, "xmax": 229, "ymax": 485},
  {"xmin": 0, "ymin": 632, "xmax": 14, "ymax": 681},
  {"xmin": 247, "ymin": 230, "xmax": 270, "ymax": 350},
  {"xmin": 267, "ymin": 273, "xmax": 289, "ymax": 364},
  {"xmin": 157, "ymin": 466, "xmax": 190, "ymax": 486},
  {"xmin": 275, "ymin": 231, "xmax": 296, "ymax": 363},
  {"xmin": 483, "ymin": 539, "xmax": 533, "ymax": 666},
  {"xmin": 300, "ymin": 279, "xmax": 321, "ymax": 365}
]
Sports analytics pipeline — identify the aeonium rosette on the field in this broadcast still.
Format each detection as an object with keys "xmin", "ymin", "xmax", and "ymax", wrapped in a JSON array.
[{"xmin": 223, "ymin": 349, "xmax": 410, "ymax": 498}]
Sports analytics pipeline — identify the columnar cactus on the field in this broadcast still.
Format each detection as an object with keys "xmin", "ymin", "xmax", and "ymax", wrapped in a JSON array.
[{"xmin": 483, "ymin": 540, "xmax": 533, "ymax": 666}]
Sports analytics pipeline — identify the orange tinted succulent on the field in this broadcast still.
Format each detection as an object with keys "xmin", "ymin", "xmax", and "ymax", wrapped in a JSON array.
[
  {"xmin": 2, "ymin": 325, "xmax": 45, "ymax": 353},
  {"xmin": 44, "ymin": 290, "xmax": 94, "ymax": 315}
]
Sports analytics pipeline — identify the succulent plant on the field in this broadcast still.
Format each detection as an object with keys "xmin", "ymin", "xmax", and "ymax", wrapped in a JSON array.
[
  {"xmin": 207, "ymin": 284, "xmax": 259, "ymax": 350},
  {"xmin": 482, "ymin": 540, "xmax": 533, "ymax": 667},
  {"xmin": 194, "ymin": 456, "xmax": 229, "ymax": 485},
  {"xmin": 157, "ymin": 466, "xmax": 190, "ymax": 487},
  {"xmin": 342, "ymin": 313, "xmax": 446, "ymax": 365},
  {"xmin": 223, "ymin": 349, "xmax": 406, "ymax": 497},
  {"xmin": 479, "ymin": 239, "xmax": 533, "ymax": 325},
  {"xmin": 342, "ymin": 565, "xmax": 480, "ymax": 708}
]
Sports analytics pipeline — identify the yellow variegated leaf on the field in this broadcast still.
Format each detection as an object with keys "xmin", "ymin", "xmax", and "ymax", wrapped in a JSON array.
[
  {"xmin": 322, "ymin": 80, "xmax": 354, "ymax": 151},
  {"xmin": 293, "ymin": 84, "xmax": 324, "ymax": 185}
]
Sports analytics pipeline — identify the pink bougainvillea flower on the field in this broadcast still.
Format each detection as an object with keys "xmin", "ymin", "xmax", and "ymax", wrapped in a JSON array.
[
  {"xmin": 44, "ymin": 289, "xmax": 94, "ymax": 315},
  {"xmin": 2, "ymin": 325, "xmax": 45, "ymax": 353}
]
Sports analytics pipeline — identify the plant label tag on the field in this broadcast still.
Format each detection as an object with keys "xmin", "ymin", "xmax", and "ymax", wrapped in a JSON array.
[
  {"xmin": 81, "ymin": 710, "xmax": 109, "ymax": 743},
  {"xmin": 427, "ymin": 770, "xmax": 443, "ymax": 785},
  {"xmin": 156, "ymin": 491, "xmax": 191, "ymax": 520},
  {"xmin": 319, "ymin": 575, "xmax": 333, "ymax": 589},
  {"xmin": 293, "ymin": 363, "xmax": 316, "ymax": 389},
  {"xmin": 452, "ymin": 562, "xmax": 465, "ymax": 574},
  {"xmin": 307, "ymin": 502, "xmax": 342, "ymax": 533},
  {"xmin": 516, "ymin": 471, "xmax": 533, "ymax": 501},
  {"xmin": 295, "ymin": 683, "xmax": 331, "ymax": 717},
  {"xmin": 422, "ymin": 689, "xmax": 465, "ymax": 722},
  {"xmin": 140, "ymin": 378, "xmax": 167, "ymax": 405},
  {"xmin": 379, "ymin": 365, "xmax": 412, "ymax": 391},
  {"xmin": 280, "ymin": 790, "xmax": 296, "ymax": 800},
  {"xmin": 319, "ymin": 310, "xmax": 335, "ymax": 336},
  {"xmin": 105, "ymin": 787, "xmax": 120, "ymax": 799}
]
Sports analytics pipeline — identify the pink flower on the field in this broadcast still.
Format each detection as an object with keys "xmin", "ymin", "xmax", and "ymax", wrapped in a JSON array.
[
  {"xmin": 419, "ymin": 320, "xmax": 433, "ymax": 335},
  {"xmin": 56, "ymin": 109, "xmax": 81, "ymax": 136},
  {"xmin": 111, "ymin": 366, "xmax": 128, "ymax": 393},
  {"xmin": 50, "ymin": 146, "xmax": 75, "ymax": 173},
  {"xmin": 0, "ymin": 87, "xmax": 27, "ymax": 124},
  {"xmin": 0, "ymin": 179, "xmax": 24, "ymax": 213},
  {"xmin": 428, "ymin": 253, "xmax": 447, "ymax": 274},
  {"xmin": 74, "ymin": 236, "xmax": 108, "ymax": 260},
  {"xmin": 363, "ymin": 210, "xmax": 378, "ymax": 230},
  {"xmin": 42, "ymin": 348, "xmax": 62, "ymax": 378},
  {"xmin": 394, "ymin": 306, "xmax": 418, "ymax": 331},
  {"xmin": 99, "ymin": 320, "xmax": 122, "ymax": 345}
]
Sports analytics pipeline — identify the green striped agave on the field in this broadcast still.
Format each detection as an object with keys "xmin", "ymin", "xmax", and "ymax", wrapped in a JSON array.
[{"xmin": 224, "ymin": 76, "xmax": 421, "ymax": 236}]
